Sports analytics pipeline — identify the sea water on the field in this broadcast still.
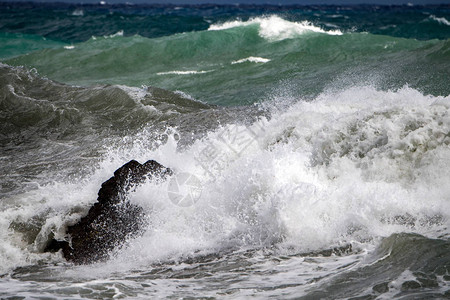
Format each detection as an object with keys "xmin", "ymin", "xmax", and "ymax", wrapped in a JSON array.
[{"xmin": 0, "ymin": 3, "xmax": 449, "ymax": 299}]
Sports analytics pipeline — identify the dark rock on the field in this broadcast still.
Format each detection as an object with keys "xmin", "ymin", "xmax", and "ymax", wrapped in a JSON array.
[
  {"xmin": 45, "ymin": 159, "xmax": 172, "ymax": 264},
  {"xmin": 414, "ymin": 272, "xmax": 439, "ymax": 288},
  {"xmin": 401, "ymin": 280, "xmax": 421, "ymax": 291},
  {"xmin": 372, "ymin": 282, "xmax": 389, "ymax": 294}
]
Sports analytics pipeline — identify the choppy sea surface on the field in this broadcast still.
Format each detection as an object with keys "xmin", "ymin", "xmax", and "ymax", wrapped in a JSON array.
[{"xmin": 1, "ymin": 2, "xmax": 450, "ymax": 299}]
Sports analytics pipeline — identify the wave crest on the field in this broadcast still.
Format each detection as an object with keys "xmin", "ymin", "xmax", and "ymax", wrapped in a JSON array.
[
  {"xmin": 430, "ymin": 15, "xmax": 450, "ymax": 26},
  {"xmin": 231, "ymin": 56, "xmax": 271, "ymax": 64},
  {"xmin": 209, "ymin": 15, "xmax": 342, "ymax": 41}
]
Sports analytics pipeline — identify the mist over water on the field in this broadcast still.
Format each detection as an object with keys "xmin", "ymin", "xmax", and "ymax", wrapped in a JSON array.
[{"xmin": 0, "ymin": 2, "xmax": 449, "ymax": 299}]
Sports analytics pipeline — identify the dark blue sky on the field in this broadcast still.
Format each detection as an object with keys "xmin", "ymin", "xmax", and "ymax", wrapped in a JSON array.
[
  {"xmin": 156, "ymin": 0, "xmax": 447, "ymax": 3},
  {"xmin": 116, "ymin": 0, "xmax": 449, "ymax": 3},
  {"xmin": 11, "ymin": 0, "xmax": 450, "ymax": 4},
  {"xmin": 142, "ymin": 0, "xmax": 447, "ymax": 4}
]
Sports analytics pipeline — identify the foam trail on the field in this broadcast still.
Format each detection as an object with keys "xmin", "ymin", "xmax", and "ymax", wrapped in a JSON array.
[
  {"xmin": 71, "ymin": 9, "xmax": 84, "ymax": 16},
  {"xmin": 157, "ymin": 70, "xmax": 213, "ymax": 75},
  {"xmin": 231, "ymin": 56, "xmax": 271, "ymax": 64},
  {"xmin": 430, "ymin": 15, "xmax": 450, "ymax": 26}
]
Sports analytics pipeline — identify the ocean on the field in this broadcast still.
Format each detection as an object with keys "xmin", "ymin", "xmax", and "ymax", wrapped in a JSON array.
[{"xmin": 1, "ymin": 2, "xmax": 450, "ymax": 299}]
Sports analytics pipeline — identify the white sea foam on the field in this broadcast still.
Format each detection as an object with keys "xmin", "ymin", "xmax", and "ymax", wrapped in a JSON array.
[
  {"xmin": 105, "ymin": 30, "xmax": 124, "ymax": 38},
  {"xmin": 117, "ymin": 85, "xmax": 148, "ymax": 101},
  {"xmin": 117, "ymin": 85, "xmax": 160, "ymax": 114},
  {"xmin": 430, "ymin": 15, "xmax": 450, "ymax": 26},
  {"xmin": 106, "ymin": 85, "xmax": 449, "ymax": 267},
  {"xmin": 71, "ymin": 9, "xmax": 84, "ymax": 16},
  {"xmin": 89, "ymin": 30, "xmax": 124, "ymax": 40},
  {"xmin": 209, "ymin": 15, "xmax": 342, "ymax": 41},
  {"xmin": 231, "ymin": 56, "xmax": 271, "ymax": 64},
  {"xmin": 1, "ymin": 85, "xmax": 449, "ymax": 276},
  {"xmin": 157, "ymin": 70, "xmax": 213, "ymax": 75}
]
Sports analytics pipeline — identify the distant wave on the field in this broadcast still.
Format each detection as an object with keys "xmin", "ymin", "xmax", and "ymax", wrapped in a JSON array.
[
  {"xmin": 209, "ymin": 16, "xmax": 342, "ymax": 41},
  {"xmin": 90, "ymin": 30, "xmax": 125, "ymax": 40},
  {"xmin": 71, "ymin": 9, "xmax": 84, "ymax": 17},
  {"xmin": 157, "ymin": 70, "xmax": 214, "ymax": 75},
  {"xmin": 430, "ymin": 15, "xmax": 450, "ymax": 26},
  {"xmin": 107, "ymin": 30, "xmax": 124, "ymax": 38},
  {"xmin": 231, "ymin": 56, "xmax": 271, "ymax": 64}
]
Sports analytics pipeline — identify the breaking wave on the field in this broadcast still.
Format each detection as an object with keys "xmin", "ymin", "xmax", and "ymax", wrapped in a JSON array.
[{"xmin": 208, "ymin": 15, "xmax": 343, "ymax": 41}]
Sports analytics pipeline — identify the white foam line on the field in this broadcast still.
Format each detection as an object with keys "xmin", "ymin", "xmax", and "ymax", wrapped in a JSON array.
[
  {"xmin": 104, "ymin": 30, "xmax": 124, "ymax": 38},
  {"xmin": 156, "ymin": 70, "xmax": 214, "ymax": 76},
  {"xmin": 430, "ymin": 15, "xmax": 450, "ymax": 26},
  {"xmin": 231, "ymin": 56, "xmax": 271, "ymax": 64}
]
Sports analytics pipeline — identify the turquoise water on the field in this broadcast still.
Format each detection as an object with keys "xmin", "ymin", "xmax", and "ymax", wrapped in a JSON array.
[
  {"xmin": 1, "ymin": 3, "xmax": 450, "ymax": 299},
  {"xmin": 2, "ymin": 3, "xmax": 450, "ymax": 104}
]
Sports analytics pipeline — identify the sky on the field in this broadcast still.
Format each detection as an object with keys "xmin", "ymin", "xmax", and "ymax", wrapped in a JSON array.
[
  {"xmin": 127, "ymin": 0, "xmax": 449, "ymax": 4},
  {"xmin": 7, "ymin": 0, "xmax": 450, "ymax": 4},
  {"xmin": 102, "ymin": 0, "xmax": 450, "ymax": 3}
]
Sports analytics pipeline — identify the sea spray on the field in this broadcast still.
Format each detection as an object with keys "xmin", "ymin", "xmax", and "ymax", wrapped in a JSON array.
[{"xmin": 2, "ymin": 80, "xmax": 449, "ymax": 298}]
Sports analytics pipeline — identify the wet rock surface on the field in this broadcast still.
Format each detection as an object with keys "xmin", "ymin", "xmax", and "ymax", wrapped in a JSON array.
[{"xmin": 45, "ymin": 159, "xmax": 172, "ymax": 264}]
